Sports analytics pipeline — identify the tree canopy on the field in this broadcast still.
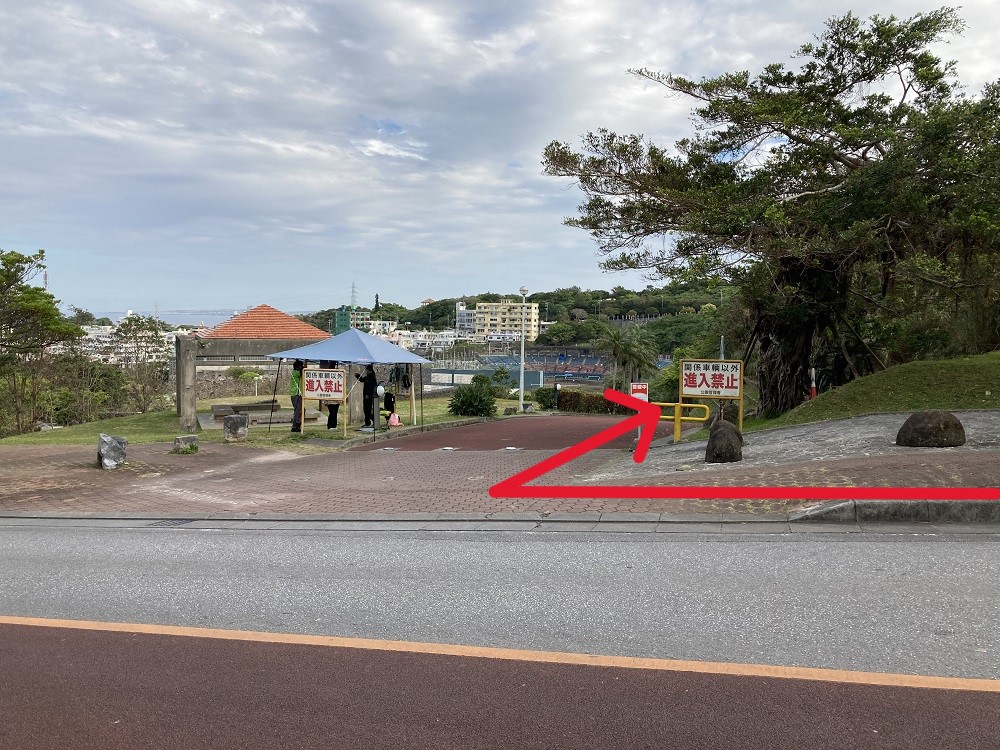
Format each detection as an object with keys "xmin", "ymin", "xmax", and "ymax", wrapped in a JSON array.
[
  {"xmin": 0, "ymin": 250, "xmax": 81, "ymax": 361},
  {"xmin": 543, "ymin": 8, "xmax": 1000, "ymax": 416}
]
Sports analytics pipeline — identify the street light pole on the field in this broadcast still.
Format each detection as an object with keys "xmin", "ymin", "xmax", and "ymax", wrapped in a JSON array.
[{"xmin": 519, "ymin": 285, "xmax": 528, "ymax": 412}]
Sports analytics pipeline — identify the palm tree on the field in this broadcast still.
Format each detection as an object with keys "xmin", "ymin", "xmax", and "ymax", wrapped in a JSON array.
[{"xmin": 594, "ymin": 325, "xmax": 658, "ymax": 390}]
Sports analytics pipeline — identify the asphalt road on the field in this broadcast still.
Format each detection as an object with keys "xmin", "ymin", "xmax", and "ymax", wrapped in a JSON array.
[
  {"xmin": 3, "ymin": 524, "xmax": 998, "ymax": 748},
  {"xmin": 2, "ymin": 524, "xmax": 999, "ymax": 677},
  {"xmin": 4, "ymin": 620, "xmax": 998, "ymax": 750}
]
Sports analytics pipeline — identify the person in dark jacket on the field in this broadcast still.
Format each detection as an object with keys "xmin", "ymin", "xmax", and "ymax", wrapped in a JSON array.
[
  {"xmin": 355, "ymin": 364, "xmax": 377, "ymax": 428},
  {"xmin": 321, "ymin": 360, "xmax": 340, "ymax": 429}
]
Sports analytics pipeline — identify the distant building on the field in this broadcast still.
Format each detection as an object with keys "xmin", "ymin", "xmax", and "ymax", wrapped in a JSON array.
[
  {"xmin": 76, "ymin": 321, "xmax": 174, "ymax": 366},
  {"xmin": 474, "ymin": 299, "xmax": 540, "ymax": 343},
  {"xmin": 455, "ymin": 302, "xmax": 476, "ymax": 334},
  {"xmin": 368, "ymin": 319, "xmax": 398, "ymax": 336},
  {"xmin": 332, "ymin": 306, "xmax": 371, "ymax": 335},
  {"xmin": 196, "ymin": 304, "xmax": 329, "ymax": 370}
]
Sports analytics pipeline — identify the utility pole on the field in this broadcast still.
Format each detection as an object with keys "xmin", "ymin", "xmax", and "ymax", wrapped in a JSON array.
[
  {"xmin": 519, "ymin": 286, "xmax": 528, "ymax": 412},
  {"xmin": 720, "ymin": 290, "xmax": 725, "ymax": 359}
]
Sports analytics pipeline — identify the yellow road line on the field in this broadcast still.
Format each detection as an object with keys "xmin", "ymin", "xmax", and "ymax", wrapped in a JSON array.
[{"xmin": 2, "ymin": 614, "xmax": 997, "ymax": 693}]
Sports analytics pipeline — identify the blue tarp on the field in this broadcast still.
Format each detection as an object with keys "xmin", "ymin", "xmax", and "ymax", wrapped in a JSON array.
[{"xmin": 267, "ymin": 327, "xmax": 430, "ymax": 365}]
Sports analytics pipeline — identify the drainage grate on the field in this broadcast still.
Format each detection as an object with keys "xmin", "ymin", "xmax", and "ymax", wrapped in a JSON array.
[{"xmin": 147, "ymin": 518, "xmax": 197, "ymax": 528}]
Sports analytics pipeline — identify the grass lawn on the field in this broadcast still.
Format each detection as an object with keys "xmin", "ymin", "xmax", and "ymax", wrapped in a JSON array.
[
  {"xmin": 750, "ymin": 351, "xmax": 1000, "ymax": 431},
  {"xmin": 0, "ymin": 392, "xmax": 527, "ymax": 450}
]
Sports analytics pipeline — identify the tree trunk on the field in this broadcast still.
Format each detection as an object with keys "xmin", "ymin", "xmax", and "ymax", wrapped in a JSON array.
[{"xmin": 755, "ymin": 315, "xmax": 816, "ymax": 418}]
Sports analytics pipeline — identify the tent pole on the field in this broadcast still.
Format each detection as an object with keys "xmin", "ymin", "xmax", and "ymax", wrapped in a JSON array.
[
  {"xmin": 341, "ymin": 362, "xmax": 349, "ymax": 440},
  {"xmin": 299, "ymin": 360, "xmax": 308, "ymax": 433},
  {"xmin": 372, "ymin": 363, "xmax": 378, "ymax": 444},
  {"xmin": 408, "ymin": 363, "xmax": 416, "ymax": 426},
  {"xmin": 268, "ymin": 359, "xmax": 281, "ymax": 433}
]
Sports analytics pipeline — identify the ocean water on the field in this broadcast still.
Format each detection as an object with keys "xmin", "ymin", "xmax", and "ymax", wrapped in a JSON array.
[
  {"xmin": 94, "ymin": 311, "xmax": 234, "ymax": 327},
  {"xmin": 93, "ymin": 309, "xmax": 315, "ymax": 327}
]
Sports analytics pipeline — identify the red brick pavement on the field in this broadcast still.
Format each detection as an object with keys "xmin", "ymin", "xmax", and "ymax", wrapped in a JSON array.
[{"xmin": 1, "ymin": 416, "xmax": 998, "ymax": 517}]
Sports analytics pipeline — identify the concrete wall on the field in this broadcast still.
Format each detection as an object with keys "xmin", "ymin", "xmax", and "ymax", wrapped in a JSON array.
[{"xmin": 429, "ymin": 369, "xmax": 543, "ymax": 389}]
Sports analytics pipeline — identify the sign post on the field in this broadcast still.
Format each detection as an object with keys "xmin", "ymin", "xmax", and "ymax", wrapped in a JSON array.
[
  {"xmin": 303, "ymin": 368, "xmax": 347, "ymax": 436},
  {"xmin": 630, "ymin": 382, "xmax": 649, "ymax": 443},
  {"xmin": 679, "ymin": 360, "xmax": 744, "ymax": 440}
]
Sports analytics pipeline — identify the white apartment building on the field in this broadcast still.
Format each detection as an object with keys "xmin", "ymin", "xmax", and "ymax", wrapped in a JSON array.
[
  {"xmin": 454, "ymin": 302, "xmax": 476, "ymax": 334},
  {"xmin": 393, "ymin": 329, "xmax": 472, "ymax": 352},
  {"xmin": 473, "ymin": 299, "xmax": 539, "ymax": 343},
  {"xmin": 368, "ymin": 319, "xmax": 398, "ymax": 336},
  {"xmin": 77, "ymin": 323, "xmax": 175, "ymax": 366}
]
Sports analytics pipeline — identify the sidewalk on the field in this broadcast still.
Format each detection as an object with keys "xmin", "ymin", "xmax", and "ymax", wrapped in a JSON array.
[{"xmin": 1, "ymin": 412, "xmax": 998, "ymax": 524}]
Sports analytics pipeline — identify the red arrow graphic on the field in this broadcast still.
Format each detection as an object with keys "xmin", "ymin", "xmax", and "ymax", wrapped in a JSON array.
[{"xmin": 488, "ymin": 389, "xmax": 1000, "ymax": 502}]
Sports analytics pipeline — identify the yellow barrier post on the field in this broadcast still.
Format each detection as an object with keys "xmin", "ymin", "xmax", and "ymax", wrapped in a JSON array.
[{"xmin": 650, "ymin": 401, "xmax": 712, "ymax": 444}]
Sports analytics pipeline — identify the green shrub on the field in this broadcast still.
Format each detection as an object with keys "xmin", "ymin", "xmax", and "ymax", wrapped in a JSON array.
[
  {"xmin": 649, "ymin": 363, "xmax": 679, "ymax": 403},
  {"xmin": 491, "ymin": 368, "xmax": 514, "ymax": 387},
  {"xmin": 226, "ymin": 366, "xmax": 263, "ymax": 382},
  {"xmin": 474, "ymin": 372, "xmax": 513, "ymax": 399},
  {"xmin": 448, "ymin": 383, "xmax": 497, "ymax": 417},
  {"xmin": 555, "ymin": 388, "xmax": 631, "ymax": 415},
  {"xmin": 533, "ymin": 387, "xmax": 557, "ymax": 410}
]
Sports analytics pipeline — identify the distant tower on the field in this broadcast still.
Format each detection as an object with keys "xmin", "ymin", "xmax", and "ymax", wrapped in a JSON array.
[
  {"xmin": 350, "ymin": 282, "xmax": 358, "ymax": 309},
  {"xmin": 43, "ymin": 270, "xmax": 48, "ymax": 289}
]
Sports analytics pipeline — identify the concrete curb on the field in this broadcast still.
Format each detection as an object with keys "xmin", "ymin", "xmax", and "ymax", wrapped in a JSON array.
[
  {"xmin": 790, "ymin": 500, "xmax": 1000, "ymax": 524},
  {"xmin": 4, "ymin": 504, "xmax": 999, "ymax": 524},
  {"xmin": 0, "ymin": 510, "xmax": 736, "ymax": 522}
]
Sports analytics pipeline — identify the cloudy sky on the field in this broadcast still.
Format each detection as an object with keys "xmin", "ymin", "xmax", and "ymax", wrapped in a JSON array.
[{"xmin": 1, "ymin": 1, "xmax": 995, "ymax": 316}]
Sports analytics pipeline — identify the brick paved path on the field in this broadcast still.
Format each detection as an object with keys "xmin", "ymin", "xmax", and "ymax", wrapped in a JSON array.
[{"xmin": 1, "ymin": 415, "xmax": 998, "ymax": 517}]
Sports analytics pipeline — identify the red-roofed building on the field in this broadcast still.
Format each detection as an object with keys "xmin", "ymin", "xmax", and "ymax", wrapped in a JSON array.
[
  {"xmin": 175, "ymin": 304, "xmax": 329, "ymax": 432},
  {"xmin": 200, "ymin": 304, "xmax": 330, "ymax": 340}
]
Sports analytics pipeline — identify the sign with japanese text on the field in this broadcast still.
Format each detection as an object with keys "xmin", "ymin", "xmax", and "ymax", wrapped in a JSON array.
[
  {"xmin": 630, "ymin": 382, "xmax": 649, "ymax": 402},
  {"xmin": 680, "ymin": 360, "xmax": 742, "ymax": 399},
  {"xmin": 303, "ymin": 368, "xmax": 346, "ymax": 401}
]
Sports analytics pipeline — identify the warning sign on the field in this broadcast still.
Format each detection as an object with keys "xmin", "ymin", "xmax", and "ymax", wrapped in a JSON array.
[
  {"xmin": 630, "ymin": 382, "xmax": 649, "ymax": 402},
  {"xmin": 303, "ymin": 368, "xmax": 346, "ymax": 401},
  {"xmin": 680, "ymin": 360, "xmax": 742, "ymax": 400}
]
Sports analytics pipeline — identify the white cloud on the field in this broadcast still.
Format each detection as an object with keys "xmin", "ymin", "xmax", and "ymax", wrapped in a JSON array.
[
  {"xmin": 0, "ymin": 0, "xmax": 995, "ymax": 313},
  {"xmin": 357, "ymin": 139, "xmax": 427, "ymax": 160}
]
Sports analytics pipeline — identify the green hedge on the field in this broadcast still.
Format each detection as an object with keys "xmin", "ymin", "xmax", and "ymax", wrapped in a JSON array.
[
  {"xmin": 448, "ymin": 382, "xmax": 497, "ymax": 417},
  {"xmin": 533, "ymin": 387, "xmax": 557, "ymax": 410},
  {"xmin": 552, "ymin": 388, "xmax": 631, "ymax": 416}
]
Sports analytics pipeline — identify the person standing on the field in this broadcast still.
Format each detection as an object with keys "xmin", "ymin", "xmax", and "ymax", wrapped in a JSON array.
[
  {"xmin": 321, "ymin": 360, "xmax": 340, "ymax": 429},
  {"xmin": 290, "ymin": 359, "xmax": 304, "ymax": 433},
  {"xmin": 355, "ymin": 364, "xmax": 377, "ymax": 428}
]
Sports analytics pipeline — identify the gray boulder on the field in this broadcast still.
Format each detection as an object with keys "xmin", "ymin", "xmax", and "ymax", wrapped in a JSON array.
[
  {"xmin": 710, "ymin": 417, "xmax": 744, "ymax": 445},
  {"xmin": 173, "ymin": 434, "xmax": 199, "ymax": 452},
  {"xmin": 706, "ymin": 420, "xmax": 743, "ymax": 463},
  {"xmin": 223, "ymin": 414, "xmax": 249, "ymax": 443},
  {"xmin": 97, "ymin": 433, "xmax": 127, "ymax": 469},
  {"xmin": 896, "ymin": 410, "xmax": 966, "ymax": 448}
]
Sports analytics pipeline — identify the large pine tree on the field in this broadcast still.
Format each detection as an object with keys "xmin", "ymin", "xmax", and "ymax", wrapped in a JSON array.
[{"xmin": 544, "ymin": 9, "xmax": 1000, "ymax": 416}]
